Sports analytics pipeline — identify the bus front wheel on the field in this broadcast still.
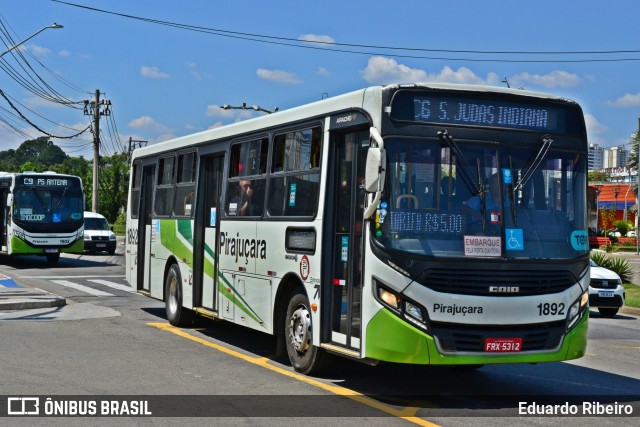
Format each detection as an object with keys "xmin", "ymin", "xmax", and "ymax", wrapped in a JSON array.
[
  {"xmin": 284, "ymin": 289, "xmax": 327, "ymax": 375},
  {"xmin": 165, "ymin": 264, "xmax": 194, "ymax": 327}
]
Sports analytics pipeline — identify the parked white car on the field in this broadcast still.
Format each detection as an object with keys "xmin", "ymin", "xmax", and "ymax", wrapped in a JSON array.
[{"xmin": 589, "ymin": 259, "xmax": 625, "ymax": 317}]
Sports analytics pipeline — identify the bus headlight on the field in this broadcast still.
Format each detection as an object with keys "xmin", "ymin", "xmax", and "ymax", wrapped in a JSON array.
[
  {"xmin": 378, "ymin": 287, "xmax": 400, "ymax": 309},
  {"xmin": 567, "ymin": 290, "xmax": 589, "ymax": 330},
  {"xmin": 374, "ymin": 280, "xmax": 430, "ymax": 332}
]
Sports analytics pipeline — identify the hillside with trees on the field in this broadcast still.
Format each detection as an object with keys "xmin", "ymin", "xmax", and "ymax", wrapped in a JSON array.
[{"xmin": 0, "ymin": 137, "xmax": 128, "ymax": 223}]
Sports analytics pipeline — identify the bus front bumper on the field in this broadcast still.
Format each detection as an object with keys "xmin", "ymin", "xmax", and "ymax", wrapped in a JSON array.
[{"xmin": 365, "ymin": 307, "xmax": 588, "ymax": 365}]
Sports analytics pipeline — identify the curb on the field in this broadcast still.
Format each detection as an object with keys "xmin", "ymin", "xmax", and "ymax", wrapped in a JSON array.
[
  {"xmin": 0, "ymin": 288, "xmax": 66, "ymax": 311},
  {"xmin": 621, "ymin": 305, "xmax": 640, "ymax": 316}
]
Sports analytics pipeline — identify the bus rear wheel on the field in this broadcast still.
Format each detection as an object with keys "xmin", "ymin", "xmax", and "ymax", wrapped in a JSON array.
[
  {"xmin": 165, "ymin": 264, "xmax": 194, "ymax": 327},
  {"xmin": 284, "ymin": 289, "xmax": 327, "ymax": 375}
]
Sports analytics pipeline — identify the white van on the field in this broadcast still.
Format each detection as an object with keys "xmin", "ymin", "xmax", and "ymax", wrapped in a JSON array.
[{"xmin": 84, "ymin": 211, "xmax": 117, "ymax": 255}]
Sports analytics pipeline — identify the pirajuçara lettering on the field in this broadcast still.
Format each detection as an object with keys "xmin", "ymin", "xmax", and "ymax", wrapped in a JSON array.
[
  {"xmin": 220, "ymin": 232, "xmax": 267, "ymax": 264},
  {"xmin": 433, "ymin": 303, "xmax": 484, "ymax": 316}
]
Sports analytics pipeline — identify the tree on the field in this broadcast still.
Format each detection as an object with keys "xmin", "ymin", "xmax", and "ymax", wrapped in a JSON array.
[
  {"xmin": 15, "ymin": 137, "xmax": 68, "ymax": 166},
  {"xmin": 599, "ymin": 206, "xmax": 617, "ymax": 236},
  {"xmin": 588, "ymin": 170, "xmax": 609, "ymax": 183},
  {"xmin": 98, "ymin": 153, "xmax": 129, "ymax": 222}
]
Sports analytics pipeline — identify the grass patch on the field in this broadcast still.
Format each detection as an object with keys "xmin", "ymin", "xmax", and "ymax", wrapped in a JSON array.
[
  {"xmin": 112, "ymin": 224, "xmax": 126, "ymax": 236},
  {"xmin": 624, "ymin": 283, "xmax": 640, "ymax": 308}
]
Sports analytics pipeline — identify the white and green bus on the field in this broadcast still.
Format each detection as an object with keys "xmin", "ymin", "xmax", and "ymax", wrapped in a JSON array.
[
  {"xmin": 0, "ymin": 172, "xmax": 85, "ymax": 264},
  {"xmin": 126, "ymin": 83, "xmax": 589, "ymax": 374}
]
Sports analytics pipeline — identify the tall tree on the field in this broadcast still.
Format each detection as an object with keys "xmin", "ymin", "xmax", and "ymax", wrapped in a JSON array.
[{"xmin": 15, "ymin": 137, "xmax": 68, "ymax": 166}]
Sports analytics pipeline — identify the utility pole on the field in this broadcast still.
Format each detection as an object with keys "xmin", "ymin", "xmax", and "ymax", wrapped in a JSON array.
[{"xmin": 83, "ymin": 90, "xmax": 111, "ymax": 213}]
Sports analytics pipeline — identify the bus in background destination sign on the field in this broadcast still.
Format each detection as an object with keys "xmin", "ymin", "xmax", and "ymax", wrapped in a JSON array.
[
  {"xmin": 18, "ymin": 176, "xmax": 80, "ymax": 188},
  {"xmin": 389, "ymin": 91, "xmax": 579, "ymax": 132}
]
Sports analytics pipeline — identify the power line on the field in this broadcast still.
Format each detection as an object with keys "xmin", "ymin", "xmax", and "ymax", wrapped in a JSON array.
[
  {"xmin": 0, "ymin": 89, "xmax": 90, "ymax": 138},
  {"xmin": 52, "ymin": 0, "xmax": 640, "ymax": 63}
]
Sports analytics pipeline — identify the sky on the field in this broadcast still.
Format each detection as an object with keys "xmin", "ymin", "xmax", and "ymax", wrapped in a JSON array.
[{"xmin": 1, "ymin": 0, "xmax": 640, "ymax": 160}]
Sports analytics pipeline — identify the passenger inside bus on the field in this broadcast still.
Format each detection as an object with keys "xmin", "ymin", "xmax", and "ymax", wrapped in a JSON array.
[
  {"xmin": 231, "ymin": 179, "xmax": 253, "ymax": 216},
  {"xmin": 464, "ymin": 172, "xmax": 501, "ymax": 214}
]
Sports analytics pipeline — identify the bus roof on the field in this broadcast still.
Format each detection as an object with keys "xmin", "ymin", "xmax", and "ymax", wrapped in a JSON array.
[{"xmin": 131, "ymin": 82, "xmax": 576, "ymax": 160}]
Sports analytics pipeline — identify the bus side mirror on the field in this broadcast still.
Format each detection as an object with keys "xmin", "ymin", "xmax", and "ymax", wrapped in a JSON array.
[
  {"xmin": 363, "ymin": 127, "xmax": 386, "ymax": 220},
  {"xmin": 365, "ymin": 147, "xmax": 384, "ymax": 193},
  {"xmin": 6, "ymin": 194, "xmax": 12, "ymax": 207}
]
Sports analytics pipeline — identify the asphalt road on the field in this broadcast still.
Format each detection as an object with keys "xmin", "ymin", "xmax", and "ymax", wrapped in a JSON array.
[{"xmin": 0, "ymin": 244, "xmax": 638, "ymax": 426}]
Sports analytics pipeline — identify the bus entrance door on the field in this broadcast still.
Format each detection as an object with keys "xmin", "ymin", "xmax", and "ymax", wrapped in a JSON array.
[
  {"xmin": 326, "ymin": 130, "xmax": 368, "ymax": 352},
  {"xmin": 135, "ymin": 165, "xmax": 155, "ymax": 293},
  {"xmin": 193, "ymin": 155, "xmax": 224, "ymax": 312}
]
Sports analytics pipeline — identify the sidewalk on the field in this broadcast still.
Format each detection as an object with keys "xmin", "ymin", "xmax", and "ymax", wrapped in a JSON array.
[{"xmin": 0, "ymin": 275, "xmax": 66, "ymax": 311}]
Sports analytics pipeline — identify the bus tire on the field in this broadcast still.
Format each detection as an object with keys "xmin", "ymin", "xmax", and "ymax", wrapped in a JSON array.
[
  {"xmin": 165, "ymin": 263, "xmax": 194, "ymax": 327},
  {"xmin": 284, "ymin": 289, "xmax": 327, "ymax": 375},
  {"xmin": 46, "ymin": 253, "xmax": 60, "ymax": 265}
]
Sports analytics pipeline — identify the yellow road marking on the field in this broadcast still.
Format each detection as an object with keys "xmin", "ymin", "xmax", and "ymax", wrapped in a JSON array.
[{"xmin": 148, "ymin": 322, "xmax": 440, "ymax": 426}]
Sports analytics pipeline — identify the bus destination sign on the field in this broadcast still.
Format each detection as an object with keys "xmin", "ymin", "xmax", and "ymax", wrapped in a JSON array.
[
  {"xmin": 389, "ymin": 91, "xmax": 580, "ymax": 132},
  {"xmin": 411, "ymin": 95, "xmax": 562, "ymax": 131},
  {"xmin": 18, "ymin": 176, "xmax": 80, "ymax": 188}
]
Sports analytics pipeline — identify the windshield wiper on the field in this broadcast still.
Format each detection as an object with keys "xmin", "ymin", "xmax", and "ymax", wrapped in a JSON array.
[
  {"xmin": 437, "ymin": 129, "xmax": 484, "ymax": 196},
  {"xmin": 56, "ymin": 188, "xmax": 67, "ymax": 208},
  {"xmin": 438, "ymin": 129, "xmax": 489, "ymax": 230},
  {"xmin": 513, "ymin": 134, "xmax": 553, "ymax": 194}
]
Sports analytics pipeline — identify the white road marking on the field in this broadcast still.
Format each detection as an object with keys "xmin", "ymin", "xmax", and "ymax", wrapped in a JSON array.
[
  {"xmin": 88, "ymin": 279, "xmax": 135, "ymax": 293},
  {"xmin": 51, "ymin": 280, "xmax": 114, "ymax": 297}
]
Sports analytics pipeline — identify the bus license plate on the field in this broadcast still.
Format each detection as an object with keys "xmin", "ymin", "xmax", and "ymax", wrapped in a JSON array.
[
  {"xmin": 598, "ymin": 290, "xmax": 614, "ymax": 298},
  {"xmin": 45, "ymin": 249, "xmax": 59, "ymax": 254},
  {"xmin": 484, "ymin": 338, "xmax": 522, "ymax": 352}
]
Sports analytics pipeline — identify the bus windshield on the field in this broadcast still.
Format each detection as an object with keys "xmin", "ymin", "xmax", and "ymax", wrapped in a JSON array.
[
  {"xmin": 374, "ymin": 136, "xmax": 588, "ymax": 260},
  {"xmin": 13, "ymin": 187, "xmax": 84, "ymax": 228}
]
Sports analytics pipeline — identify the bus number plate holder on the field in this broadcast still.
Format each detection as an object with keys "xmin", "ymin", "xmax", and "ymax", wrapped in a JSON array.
[{"xmin": 484, "ymin": 337, "xmax": 522, "ymax": 352}]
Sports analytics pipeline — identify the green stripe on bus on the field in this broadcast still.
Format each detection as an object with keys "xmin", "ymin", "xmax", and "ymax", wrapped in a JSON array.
[
  {"xmin": 216, "ymin": 270, "xmax": 266, "ymax": 328},
  {"xmin": 160, "ymin": 220, "xmax": 193, "ymax": 267},
  {"xmin": 159, "ymin": 224, "xmax": 266, "ymax": 329},
  {"xmin": 177, "ymin": 220, "xmax": 193, "ymax": 246}
]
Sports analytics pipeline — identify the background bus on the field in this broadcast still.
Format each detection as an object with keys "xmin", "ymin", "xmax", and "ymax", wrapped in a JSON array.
[
  {"xmin": 126, "ymin": 83, "xmax": 589, "ymax": 374},
  {"xmin": 0, "ymin": 172, "xmax": 84, "ymax": 264}
]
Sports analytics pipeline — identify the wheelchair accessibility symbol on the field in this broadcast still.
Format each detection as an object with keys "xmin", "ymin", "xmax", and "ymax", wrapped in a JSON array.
[{"xmin": 506, "ymin": 229, "xmax": 524, "ymax": 250}]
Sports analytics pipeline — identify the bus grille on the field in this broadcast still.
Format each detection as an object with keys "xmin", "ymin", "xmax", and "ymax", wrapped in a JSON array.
[
  {"xmin": 420, "ymin": 269, "xmax": 574, "ymax": 296},
  {"xmin": 432, "ymin": 321, "xmax": 565, "ymax": 352}
]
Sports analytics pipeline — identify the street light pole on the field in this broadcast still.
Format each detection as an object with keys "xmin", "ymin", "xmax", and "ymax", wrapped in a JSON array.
[{"xmin": 0, "ymin": 23, "xmax": 63, "ymax": 58}]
